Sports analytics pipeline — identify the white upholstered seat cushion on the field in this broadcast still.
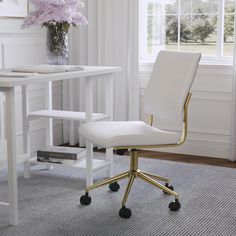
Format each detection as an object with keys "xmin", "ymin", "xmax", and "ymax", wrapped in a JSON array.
[{"xmin": 79, "ymin": 121, "xmax": 181, "ymax": 148}]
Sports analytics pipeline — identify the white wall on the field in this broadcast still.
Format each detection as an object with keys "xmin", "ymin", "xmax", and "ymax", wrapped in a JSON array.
[
  {"xmin": 0, "ymin": 19, "xmax": 63, "ymax": 168},
  {"xmin": 140, "ymin": 64, "xmax": 233, "ymax": 159}
]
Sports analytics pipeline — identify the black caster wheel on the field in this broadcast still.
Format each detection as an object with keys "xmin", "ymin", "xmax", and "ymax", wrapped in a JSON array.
[
  {"xmin": 80, "ymin": 193, "xmax": 91, "ymax": 205},
  {"xmin": 163, "ymin": 183, "xmax": 174, "ymax": 194},
  {"xmin": 119, "ymin": 206, "xmax": 131, "ymax": 219},
  {"xmin": 116, "ymin": 149, "xmax": 127, "ymax": 155},
  {"xmin": 169, "ymin": 199, "xmax": 181, "ymax": 211},
  {"xmin": 109, "ymin": 182, "xmax": 120, "ymax": 192}
]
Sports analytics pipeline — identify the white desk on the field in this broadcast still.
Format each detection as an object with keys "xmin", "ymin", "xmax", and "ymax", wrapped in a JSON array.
[{"xmin": 0, "ymin": 66, "xmax": 121, "ymax": 225}]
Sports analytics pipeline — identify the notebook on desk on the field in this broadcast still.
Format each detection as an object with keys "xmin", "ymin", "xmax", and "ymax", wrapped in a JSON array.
[
  {"xmin": 12, "ymin": 65, "xmax": 84, "ymax": 74},
  {"xmin": 0, "ymin": 72, "xmax": 38, "ymax": 77}
]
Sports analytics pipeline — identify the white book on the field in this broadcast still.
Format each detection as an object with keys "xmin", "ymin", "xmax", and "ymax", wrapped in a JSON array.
[
  {"xmin": 0, "ymin": 72, "xmax": 38, "ymax": 77},
  {"xmin": 37, "ymin": 156, "xmax": 79, "ymax": 165},
  {"xmin": 12, "ymin": 65, "xmax": 84, "ymax": 74},
  {"xmin": 37, "ymin": 146, "xmax": 86, "ymax": 160}
]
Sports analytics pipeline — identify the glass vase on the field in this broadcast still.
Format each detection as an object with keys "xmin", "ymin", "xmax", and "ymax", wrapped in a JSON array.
[{"xmin": 46, "ymin": 25, "xmax": 69, "ymax": 65}]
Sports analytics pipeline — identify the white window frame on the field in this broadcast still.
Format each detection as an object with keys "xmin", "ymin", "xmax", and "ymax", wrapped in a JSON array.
[{"xmin": 139, "ymin": 0, "xmax": 234, "ymax": 65}]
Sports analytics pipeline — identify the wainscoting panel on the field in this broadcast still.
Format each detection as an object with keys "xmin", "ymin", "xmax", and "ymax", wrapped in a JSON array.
[
  {"xmin": 3, "ymin": 42, "xmax": 45, "ymax": 68},
  {"xmin": 140, "ymin": 64, "xmax": 233, "ymax": 159},
  {"xmin": 0, "ymin": 32, "xmax": 63, "ymax": 167}
]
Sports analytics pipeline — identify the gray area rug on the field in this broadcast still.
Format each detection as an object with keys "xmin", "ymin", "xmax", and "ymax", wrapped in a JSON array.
[{"xmin": 1, "ymin": 154, "xmax": 236, "ymax": 236}]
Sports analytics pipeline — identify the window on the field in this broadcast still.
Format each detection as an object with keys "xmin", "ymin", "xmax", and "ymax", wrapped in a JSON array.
[{"xmin": 140, "ymin": 0, "xmax": 235, "ymax": 63}]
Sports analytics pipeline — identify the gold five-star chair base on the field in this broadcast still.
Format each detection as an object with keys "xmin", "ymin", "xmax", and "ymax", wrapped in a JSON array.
[{"xmin": 80, "ymin": 149, "xmax": 181, "ymax": 218}]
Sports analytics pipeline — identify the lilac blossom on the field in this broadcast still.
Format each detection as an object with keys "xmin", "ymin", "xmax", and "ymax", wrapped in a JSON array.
[{"xmin": 22, "ymin": 0, "xmax": 87, "ymax": 29}]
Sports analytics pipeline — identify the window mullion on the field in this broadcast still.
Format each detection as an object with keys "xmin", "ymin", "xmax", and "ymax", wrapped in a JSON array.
[{"xmin": 217, "ymin": 0, "xmax": 225, "ymax": 58}]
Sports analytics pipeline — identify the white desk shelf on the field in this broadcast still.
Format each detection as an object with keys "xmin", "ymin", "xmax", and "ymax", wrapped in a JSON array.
[
  {"xmin": 28, "ymin": 110, "xmax": 110, "ymax": 121},
  {"xmin": 30, "ymin": 157, "xmax": 110, "ymax": 171}
]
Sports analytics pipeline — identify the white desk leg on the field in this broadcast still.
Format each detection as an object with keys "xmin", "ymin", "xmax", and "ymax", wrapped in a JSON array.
[
  {"xmin": 45, "ymin": 81, "xmax": 53, "ymax": 145},
  {"xmin": 22, "ymin": 85, "xmax": 31, "ymax": 179},
  {"xmin": 86, "ymin": 141, "xmax": 93, "ymax": 186},
  {"xmin": 45, "ymin": 82, "xmax": 53, "ymax": 170},
  {"xmin": 105, "ymin": 74, "xmax": 114, "ymax": 178},
  {"xmin": 6, "ymin": 87, "xmax": 18, "ymax": 225},
  {"xmin": 69, "ymin": 79, "xmax": 75, "ymax": 146},
  {"xmin": 79, "ymin": 78, "xmax": 86, "ymax": 147},
  {"xmin": 106, "ymin": 148, "xmax": 113, "ymax": 177},
  {"xmin": 85, "ymin": 77, "xmax": 93, "ymax": 186},
  {"xmin": 105, "ymin": 74, "xmax": 114, "ymax": 121},
  {"xmin": 62, "ymin": 80, "xmax": 69, "ymax": 144}
]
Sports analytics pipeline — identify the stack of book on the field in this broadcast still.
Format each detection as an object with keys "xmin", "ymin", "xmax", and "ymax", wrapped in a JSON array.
[{"xmin": 37, "ymin": 146, "xmax": 86, "ymax": 165}]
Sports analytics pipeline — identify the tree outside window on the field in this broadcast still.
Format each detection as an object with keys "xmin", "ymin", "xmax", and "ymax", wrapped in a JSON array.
[{"xmin": 141, "ymin": 0, "xmax": 235, "ymax": 62}]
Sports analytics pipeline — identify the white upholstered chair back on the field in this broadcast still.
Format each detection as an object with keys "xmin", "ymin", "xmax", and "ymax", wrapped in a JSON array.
[{"xmin": 144, "ymin": 50, "xmax": 201, "ymax": 128}]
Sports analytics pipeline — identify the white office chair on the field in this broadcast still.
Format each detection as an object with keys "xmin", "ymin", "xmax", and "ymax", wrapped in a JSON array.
[{"xmin": 79, "ymin": 50, "xmax": 201, "ymax": 218}]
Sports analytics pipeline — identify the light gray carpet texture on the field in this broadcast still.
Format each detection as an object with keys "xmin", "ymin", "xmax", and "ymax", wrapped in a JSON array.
[{"xmin": 1, "ymin": 154, "xmax": 236, "ymax": 236}]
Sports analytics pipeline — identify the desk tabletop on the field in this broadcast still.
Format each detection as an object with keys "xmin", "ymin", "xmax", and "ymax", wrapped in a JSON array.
[{"xmin": 0, "ymin": 66, "xmax": 121, "ymax": 87}]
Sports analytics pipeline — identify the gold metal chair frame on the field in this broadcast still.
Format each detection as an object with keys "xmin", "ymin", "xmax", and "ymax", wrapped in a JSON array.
[{"xmin": 83, "ymin": 93, "xmax": 192, "ymax": 215}]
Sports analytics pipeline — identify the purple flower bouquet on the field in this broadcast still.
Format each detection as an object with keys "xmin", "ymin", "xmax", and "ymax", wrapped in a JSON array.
[{"xmin": 22, "ymin": 0, "xmax": 88, "ymax": 65}]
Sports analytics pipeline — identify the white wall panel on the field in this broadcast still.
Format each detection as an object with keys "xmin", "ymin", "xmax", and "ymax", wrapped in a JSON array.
[
  {"xmin": 3, "ymin": 43, "xmax": 46, "ymax": 68},
  {"xmin": 0, "ymin": 29, "xmax": 63, "ymax": 167},
  {"xmin": 189, "ymin": 99, "xmax": 231, "ymax": 135},
  {"xmin": 192, "ymin": 66, "xmax": 232, "ymax": 93},
  {"xmin": 140, "ymin": 64, "xmax": 233, "ymax": 159}
]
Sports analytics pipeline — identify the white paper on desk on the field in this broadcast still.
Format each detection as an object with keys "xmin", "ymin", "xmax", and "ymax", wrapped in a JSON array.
[
  {"xmin": 12, "ymin": 65, "xmax": 84, "ymax": 74},
  {"xmin": 0, "ymin": 72, "xmax": 38, "ymax": 77}
]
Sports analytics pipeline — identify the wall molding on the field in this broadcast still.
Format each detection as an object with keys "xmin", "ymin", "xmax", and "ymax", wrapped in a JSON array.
[
  {"xmin": 140, "ymin": 63, "xmax": 233, "ymax": 73},
  {"xmin": 139, "ymin": 64, "xmax": 233, "ymax": 159},
  {"xmin": 140, "ymin": 89, "xmax": 232, "ymax": 101},
  {"xmin": 0, "ymin": 32, "xmax": 44, "ymax": 37},
  {"xmin": 2, "ymin": 41, "xmax": 46, "ymax": 69},
  {"xmin": 161, "ymin": 128, "xmax": 230, "ymax": 137},
  {"xmin": 191, "ymin": 97, "xmax": 231, "ymax": 103}
]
